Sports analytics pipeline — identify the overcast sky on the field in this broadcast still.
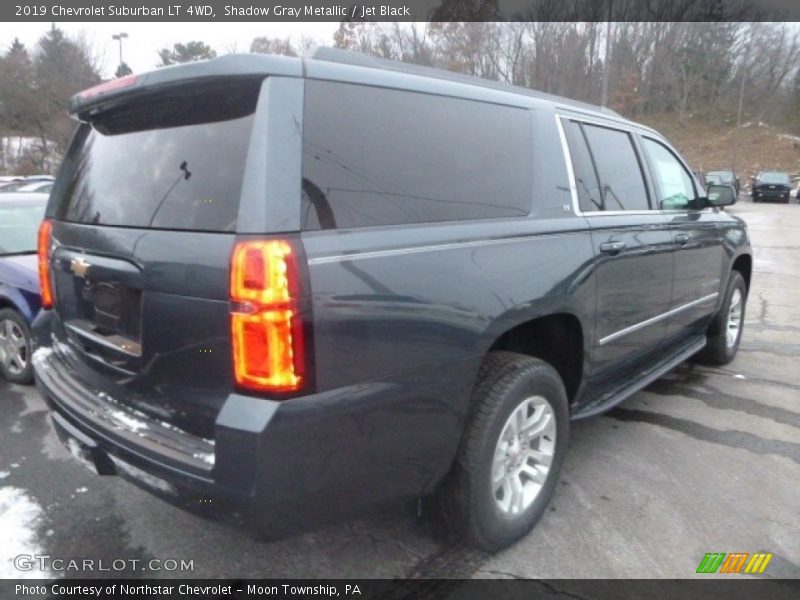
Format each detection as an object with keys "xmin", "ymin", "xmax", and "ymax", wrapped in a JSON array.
[{"xmin": 2, "ymin": 22, "xmax": 340, "ymax": 77}]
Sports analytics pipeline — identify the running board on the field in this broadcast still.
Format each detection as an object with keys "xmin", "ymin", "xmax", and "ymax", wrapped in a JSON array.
[{"xmin": 571, "ymin": 335, "xmax": 707, "ymax": 420}]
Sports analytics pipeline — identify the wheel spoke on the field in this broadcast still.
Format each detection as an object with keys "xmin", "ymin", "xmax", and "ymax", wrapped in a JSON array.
[
  {"xmin": 519, "ymin": 461, "xmax": 548, "ymax": 485},
  {"xmin": 522, "ymin": 411, "xmax": 552, "ymax": 441},
  {"xmin": 509, "ymin": 473, "xmax": 525, "ymax": 513},
  {"xmin": 496, "ymin": 475, "xmax": 513, "ymax": 513},
  {"xmin": 10, "ymin": 354, "xmax": 24, "ymax": 371},
  {"xmin": 526, "ymin": 448, "xmax": 553, "ymax": 467}
]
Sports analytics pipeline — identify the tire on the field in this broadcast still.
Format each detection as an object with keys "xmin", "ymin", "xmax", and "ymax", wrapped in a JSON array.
[
  {"xmin": 694, "ymin": 271, "xmax": 747, "ymax": 366},
  {"xmin": 437, "ymin": 351, "xmax": 569, "ymax": 551},
  {"xmin": 0, "ymin": 308, "xmax": 34, "ymax": 384}
]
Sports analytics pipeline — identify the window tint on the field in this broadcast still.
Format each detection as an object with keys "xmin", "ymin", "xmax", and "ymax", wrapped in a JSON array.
[
  {"xmin": 758, "ymin": 172, "xmax": 790, "ymax": 184},
  {"xmin": 581, "ymin": 124, "xmax": 649, "ymax": 211},
  {"xmin": 301, "ymin": 81, "xmax": 533, "ymax": 230},
  {"xmin": 57, "ymin": 79, "xmax": 261, "ymax": 232},
  {"xmin": 562, "ymin": 119, "xmax": 602, "ymax": 212},
  {"xmin": 642, "ymin": 138, "xmax": 696, "ymax": 210}
]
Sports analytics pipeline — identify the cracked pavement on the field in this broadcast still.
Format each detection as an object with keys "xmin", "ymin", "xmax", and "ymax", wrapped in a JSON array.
[{"xmin": 1, "ymin": 198, "xmax": 799, "ymax": 579}]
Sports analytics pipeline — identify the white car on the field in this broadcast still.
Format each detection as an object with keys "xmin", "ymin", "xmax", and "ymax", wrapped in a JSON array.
[{"xmin": 14, "ymin": 181, "xmax": 53, "ymax": 194}]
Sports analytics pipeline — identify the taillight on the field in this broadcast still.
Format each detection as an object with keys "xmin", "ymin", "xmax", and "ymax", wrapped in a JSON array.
[
  {"xmin": 37, "ymin": 219, "xmax": 54, "ymax": 309},
  {"xmin": 230, "ymin": 240, "xmax": 305, "ymax": 393}
]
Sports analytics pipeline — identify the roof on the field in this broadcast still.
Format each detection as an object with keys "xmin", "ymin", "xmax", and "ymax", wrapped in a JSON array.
[
  {"xmin": 306, "ymin": 47, "xmax": 624, "ymax": 119},
  {"xmin": 70, "ymin": 48, "xmax": 633, "ymax": 128}
]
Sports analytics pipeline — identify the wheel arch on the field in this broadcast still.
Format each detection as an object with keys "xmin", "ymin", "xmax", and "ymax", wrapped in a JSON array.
[
  {"xmin": 731, "ymin": 253, "xmax": 752, "ymax": 292},
  {"xmin": 0, "ymin": 288, "xmax": 34, "ymax": 322},
  {"xmin": 485, "ymin": 311, "xmax": 586, "ymax": 405}
]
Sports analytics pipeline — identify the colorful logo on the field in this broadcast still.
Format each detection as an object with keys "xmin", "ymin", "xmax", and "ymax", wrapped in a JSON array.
[{"xmin": 696, "ymin": 552, "xmax": 773, "ymax": 574}]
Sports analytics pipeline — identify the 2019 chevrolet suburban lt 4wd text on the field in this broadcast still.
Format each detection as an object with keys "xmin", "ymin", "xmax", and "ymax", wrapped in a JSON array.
[{"xmin": 32, "ymin": 48, "xmax": 752, "ymax": 551}]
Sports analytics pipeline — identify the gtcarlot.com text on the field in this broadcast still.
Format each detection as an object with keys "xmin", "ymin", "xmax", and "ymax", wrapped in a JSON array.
[{"xmin": 14, "ymin": 554, "xmax": 194, "ymax": 573}]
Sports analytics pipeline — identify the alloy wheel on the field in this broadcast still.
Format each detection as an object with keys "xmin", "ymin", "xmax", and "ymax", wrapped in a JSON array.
[
  {"xmin": 0, "ymin": 318, "xmax": 28, "ymax": 376},
  {"xmin": 491, "ymin": 395, "xmax": 556, "ymax": 516}
]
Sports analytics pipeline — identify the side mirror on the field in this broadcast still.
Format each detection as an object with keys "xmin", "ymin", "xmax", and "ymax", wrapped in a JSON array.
[{"xmin": 705, "ymin": 184, "xmax": 736, "ymax": 207}]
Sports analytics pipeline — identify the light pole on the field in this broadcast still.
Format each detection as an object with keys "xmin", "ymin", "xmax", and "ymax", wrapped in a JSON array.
[
  {"xmin": 600, "ymin": 1, "xmax": 613, "ymax": 108},
  {"xmin": 112, "ymin": 32, "xmax": 128, "ymax": 70}
]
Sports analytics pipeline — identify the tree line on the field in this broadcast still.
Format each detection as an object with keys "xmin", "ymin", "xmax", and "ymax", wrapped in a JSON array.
[{"xmin": 1, "ymin": 22, "xmax": 799, "ymax": 174}]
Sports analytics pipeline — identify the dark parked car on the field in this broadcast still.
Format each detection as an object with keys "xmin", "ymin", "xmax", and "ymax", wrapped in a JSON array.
[
  {"xmin": 33, "ymin": 50, "xmax": 752, "ymax": 551},
  {"xmin": 751, "ymin": 171, "xmax": 791, "ymax": 203},
  {"xmin": 0, "ymin": 193, "xmax": 47, "ymax": 384},
  {"xmin": 706, "ymin": 169, "xmax": 740, "ymax": 197}
]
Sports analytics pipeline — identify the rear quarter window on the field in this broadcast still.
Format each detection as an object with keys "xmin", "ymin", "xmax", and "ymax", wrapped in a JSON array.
[
  {"xmin": 301, "ymin": 81, "xmax": 534, "ymax": 230},
  {"xmin": 55, "ymin": 78, "xmax": 262, "ymax": 232}
]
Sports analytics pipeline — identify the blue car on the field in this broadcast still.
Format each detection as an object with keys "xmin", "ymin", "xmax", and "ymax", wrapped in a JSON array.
[{"xmin": 0, "ymin": 193, "xmax": 47, "ymax": 384}]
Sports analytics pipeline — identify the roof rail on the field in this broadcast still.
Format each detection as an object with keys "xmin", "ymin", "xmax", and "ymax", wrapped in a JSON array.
[{"xmin": 306, "ymin": 46, "xmax": 623, "ymax": 118}]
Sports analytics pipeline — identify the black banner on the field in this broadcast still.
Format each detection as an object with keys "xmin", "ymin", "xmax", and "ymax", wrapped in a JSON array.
[
  {"xmin": 3, "ymin": 579, "xmax": 800, "ymax": 600},
  {"xmin": 3, "ymin": 0, "xmax": 800, "ymax": 22}
]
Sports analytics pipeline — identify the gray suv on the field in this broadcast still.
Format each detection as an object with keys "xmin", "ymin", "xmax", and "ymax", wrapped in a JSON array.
[{"xmin": 33, "ymin": 48, "xmax": 751, "ymax": 551}]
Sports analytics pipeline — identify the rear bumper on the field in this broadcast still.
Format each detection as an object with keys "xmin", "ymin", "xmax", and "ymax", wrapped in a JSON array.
[
  {"xmin": 32, "ymin": 311, "xmax": 473, "ymax": 537},
  {"xmin": 753, "ymin": 190, "xmax": 789, "ymax": 201}
]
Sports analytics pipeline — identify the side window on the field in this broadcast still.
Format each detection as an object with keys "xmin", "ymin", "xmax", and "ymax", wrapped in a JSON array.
[
  {"xmin": 642, "ymin": 138, "xmax": 697, "ymax": 210},
  {"xmin": 581, "ymin": 123, "xmax": 650, "ymax": 211},
  {"xmin": 562, "ymin": 119, "xmax": 603, "ymax": 212},
  {"xmin": 301, "ymin": 81, "xmax": 534, "ymax": 230}
]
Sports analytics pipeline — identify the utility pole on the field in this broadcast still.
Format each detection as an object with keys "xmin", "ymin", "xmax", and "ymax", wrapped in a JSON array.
[
  {"xmin": 601, "ymin": 2, "xmax": 613, "ymax": 108},
  {"xmin": 732, "ymin": 27, "xmax": 754, "ymax": 178},
  {"xmin": 112, "ymin": 32, "xmax": 128, "ymax": 69}
]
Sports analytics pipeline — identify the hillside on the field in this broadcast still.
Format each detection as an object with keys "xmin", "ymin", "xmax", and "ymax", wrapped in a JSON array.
[{"xmin": 637, "ymin": 114, "xmax": 800, "ymax": 185}]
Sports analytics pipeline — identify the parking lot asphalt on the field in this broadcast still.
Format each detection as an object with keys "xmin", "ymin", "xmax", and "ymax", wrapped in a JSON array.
[{"xmin": 1, "ymin": 198, "xmax": 799, "ymax": 580}]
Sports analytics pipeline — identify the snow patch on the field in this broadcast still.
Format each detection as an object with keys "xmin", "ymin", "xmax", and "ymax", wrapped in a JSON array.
[
  {"xmin": 734, "ymin": 374, "xmax": 746, "ymax": 379},
  {"xmin": 31, "ymin": 346, "xmax": 53, "ymax": 365},
  {"xmin": 193, "ymin": 452, "xmax": 215, "ymax": 467},
  {"xmin": 75, "ymin": 487, "xmax": 88, "ymax": 494},
  {"xmin": 107, "ymin": 409, "xmax": 149, "ymax": 433},
  {"xmin": 65, "ymin": 438, "xmax": 96, "ymax": 473},
  {"xmin": 0, "ymin": 487, "xmax": 51, "ymax": 578},
  {"xmin": 109, "ymin": 457, "xmax": 175, "ymax": 495},
  {"xmin": 0, "ymin": 472, "xmax": 8, "ymax": 479},
  {"xmin": 10, "ymin": 464, "xmax": 19, "ymax": 469}
]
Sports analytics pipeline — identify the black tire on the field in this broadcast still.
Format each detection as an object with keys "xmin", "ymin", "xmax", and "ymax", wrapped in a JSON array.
[
  {"xmin": 437, "ymin": 351, "xmax": 569, "ymax": 552},
  {"xmin": 0, "ymin": 308, "xmax": 34, "ymax": 384},
  {"xmin": 694, "ymin": 271, "xmax": 747, "ymax": 366}
]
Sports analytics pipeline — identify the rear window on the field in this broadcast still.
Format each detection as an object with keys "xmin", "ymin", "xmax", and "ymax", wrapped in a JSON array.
[
  {"xmin": 0, "ymin": 199, "xmax": 46, "ymax": 255},
  {"xmin": 55, "ymin": 79, "xmax": 262, "ymax": 232},
  {"xmin": 301, "ymin": 80, "xmax": 533, "ymax": 230}
]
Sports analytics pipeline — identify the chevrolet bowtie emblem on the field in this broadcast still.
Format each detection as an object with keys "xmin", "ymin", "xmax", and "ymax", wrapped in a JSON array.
[{"xmin": 70, "ymin": 257, "xmax": 91, "ymax": 278}]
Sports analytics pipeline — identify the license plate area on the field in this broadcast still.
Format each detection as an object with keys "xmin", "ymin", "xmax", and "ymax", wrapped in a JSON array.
[{"xmin": 53, "ymin": 249, "xmax": 143, "ymax": 364}]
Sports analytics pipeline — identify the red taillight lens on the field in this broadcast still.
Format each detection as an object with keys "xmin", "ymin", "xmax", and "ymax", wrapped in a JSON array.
[
  {"xmin": 230, "ymin": 240, "xmax": 304, "ymax": 393},
  {"xmin": 37, "ymin": 219, "xmax": 54, "ymax": 309}
]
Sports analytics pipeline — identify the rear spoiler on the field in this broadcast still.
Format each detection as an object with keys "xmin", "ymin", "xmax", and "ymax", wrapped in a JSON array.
[{"xmin": 69, "ymin": 53, "xmax": 302, "ymax": 121}]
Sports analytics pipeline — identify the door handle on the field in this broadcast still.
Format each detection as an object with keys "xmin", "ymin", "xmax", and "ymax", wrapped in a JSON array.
[
  {"xmin": 599, "ymin": 241, "xmax": 627, "ymax": 254},
  {"xmin": 674, "ymin": 233, "xmax": 692, "ymax": 245}
]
